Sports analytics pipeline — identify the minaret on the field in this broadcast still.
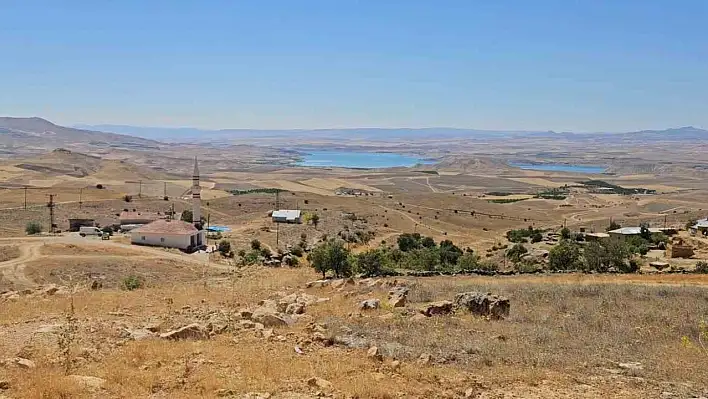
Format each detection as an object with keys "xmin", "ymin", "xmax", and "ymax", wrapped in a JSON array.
[{"xmin": 191, "ymin": 157, "xmax": 201, "ymax": 225}]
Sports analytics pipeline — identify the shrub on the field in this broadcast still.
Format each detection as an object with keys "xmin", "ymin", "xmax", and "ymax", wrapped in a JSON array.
[
  {"xmin": 250, "ymin": 239, "xmax": 262, "ymax": 250},
  {"xmin": 218, "ymin": 240, "xmax": 232, "ymax": 256},
  {"xmin": 477, "ymin": 259, "xmax": 499, "ymax": 272},
  {"xmin": 25, "ymin": 221, "xmax": 43, "ymax": 235},
  {"xmin": 549, "ymin": 240, "xmax": 581, "ymax": 270},
  {"xmin": 310, "ymin": 213, "xmax": 320, "ymax": 228},
  {"xmin": 308, "ymin": 239, "xmax": 352, "ymax": 278},
  {"xmin": 181, "ymin": 210, "xmax": 193, "ymax": 223},
  {"xmin": 163, "ymin": 196, "xmax": 169, "ymax": 201},
  {"xmin": 397, "ymin": 233, "xmax": 423, "ymax": 252},
  {"xmin": 506, "ymin": 243, "xmax": 528, "ymax": 262},
  {"xmin": 260, "ymin": 247, "xmax": 272, "ymax": 258},
  {"xmin": 696, "ymin": 261, "xmax": 708, "ymax": 274},
  {"xmin": 95, "ymin": 184, "xmax": 104, "ymax": 189},
  {"xmin": 123, "ymin": 195, "xmax": 132, "ymax": 203},
  {"xmin": 284, "ymin": 256, "xmax": 300, "ymax": 267},
  {"xmin": 439, "ymin": 239, "xmax": 462, "ymax": 265},
  {"xmin": 354, "ymin": 248, "xmax": 389, "ymax": 277},
  {"xmin": 560, "ymin": 227, "xmax": 571, "ymax": 241},
  {"xmin": 531, "ymin": 231, "xmax": 543, "ymax": 243},
  {"xmin": 122, "ymin": 275, "xmax": 143, "ymax": 291},
  {"xmin": 291, "ymin": 246, "xmax": 304, "ymax": 257},
  {"xmin": 457, "ymin": 252, "xmax": 480, "ymax": 271}
]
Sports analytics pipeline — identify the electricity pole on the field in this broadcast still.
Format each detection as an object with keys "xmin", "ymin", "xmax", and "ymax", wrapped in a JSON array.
[
  {"xmin": 79, "ymin": 188, "xmax": 83, "ymax": 209},
  {"xmin": 138, "ymin": 180, "xmax": 142, "ymax": 198},
  {"xmin": 47, "ymin": 194, "xmax": 55, "ymax": 234},
  {"xmin": 163, "ymin": 182, "xmax": 167, "ymax": 198},
  {"xmin": 23, "ymin": 186, "xmax": 27, "ymax": 210}
]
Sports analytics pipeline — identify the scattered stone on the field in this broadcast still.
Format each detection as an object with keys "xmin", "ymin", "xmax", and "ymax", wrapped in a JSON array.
[
  {"xmin": 417, "ymin": 353, "xmax": 432, "ymax": 365},
  {"xmin": 126, "ymin": 328, "xmax": 156, "ymax": 341},
  {"xmin": 238, "ymin": 320, "xmax": 257, "ymax": 329},
  {"xmin": 359, "ymin": 299, "xmax": 380, "ymax": 311},
  {"xmin": 390, "ymin": 360, "xmax": 401, "ymax": 371},
  {"xmin": 387, "ymin": 286, "xmax": 409, "ymax": 308},
  {"xmin": 420, "ymin": 300, "xmax": 454, "ymax": 317},
  {"xmin": 35, "ymin": 324, "xmax": 62, "ymax": 334},
  {"xmin": 90, "ymin": 280, "xmax": 102, "ymax": 290},
  {"xmin": 41, "ymin": 285, "xmax": 59, "ymax": 296},
  {"xmin": 159, "ymin": 324, "xmax": 207, "ymax": 340},
  {"xmin": 69, "ymin": 375, "xmax": 106, "ymax": 391},
  {"xmin": 0, "ymin": 380, "xmax": 9, "ymax": 390},
  {"xmin": 256, "ymin": 328, "xmax": 274, "ymax": 340},
  {"xmin": 214, "ymin": 388, "xmax": 236, "ymax": 397},
  {"xmin": 1, "ymin": 291, "xmax": 19, "ymax": 300},
  {"xmin": 618, "ymin": 362, "xmax": 644, "ymax": 371},
  {"xmin": 464, "ymin": 388, "xmax": 477, "ymax": 398},
  {"xmin": 241, "ymin": 393, "xmax": 272, "ymax": 399},
  {"xmin": 12, "ymin": 357, "xmax": 36, "ymax": 369},
  {"xmin": 144, "ymin": 322, "xmax": 162, "ymax": 333},
  {"xmin": 306, "ymin": 280, "xmax": 331, "ymax": 289},
  {"xmin": 454, "ymin": 292, "xmax": 510, "ymax": 320},
  {"xmin": 294, "ymin": 346, "xmax": 305, "ymax": 355},
  {"xmin": 367, "ymin": 346, "xmax": 383, "ymax": 361},
  {"xmin": 332, "ymin": 278, "xmax": 356, "ymax": 290},
  {"xmin": 252, "ymin": 311, "xmax": 290, "ymax": 328},
  {"xmin": 285, "ymin": 302, "xmax": 305, "ymax": 315},
  {"xmin": 306, "ymin": 377, "xmax": 333, "ymax": 390},
  {"xmin": 410, "ymin": 313, "xmax": 428, "ymax": 322},
  {"xmin": 237, "ymin": 309, "xmax": 253, "ymax": 320}
]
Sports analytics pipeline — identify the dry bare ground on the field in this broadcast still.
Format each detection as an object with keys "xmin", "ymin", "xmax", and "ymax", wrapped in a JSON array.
[{"xmin": 1, "ymin": 264, "xmax": 708, "ymax": 398}]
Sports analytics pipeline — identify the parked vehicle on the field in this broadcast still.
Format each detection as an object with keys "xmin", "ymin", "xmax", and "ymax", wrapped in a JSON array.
[{"xmin": 79, "ymin": 226, "xmax": 103, "ymax": 237}]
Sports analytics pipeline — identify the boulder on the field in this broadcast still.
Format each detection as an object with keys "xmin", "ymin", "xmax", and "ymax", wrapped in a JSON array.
[
  {"xmin": 41, "ymin": 284, "xmax": 59, "ymax": 296},
  {"xmin": 159, "ymin": 324, "xmax": 207, "ymax": 340},
  {"xmin": 69, "ymin": 375, "xmax": 106, "ymax": 391},
  {"xmin": 297, "ymin": 293, "xmax": 321, "ymax": 306},
  {"xmin": 420, "ymin": 300, "xmax": 454, "ymax": 317},
  {"xmin": 285, "ymin": 302, "xmax": 305, "ymax": 315},
  {"xmin": 387, "ymin": 286, "xmax": 409, "ymax": 308},
  {"xmin": 417, "ymin": 353, "xmax": 432, "ymax": 365},
  {"xmin": 454, "ymin": 292, "xmax": 510, "ymax": 320},
  {"xmin": 252, "ymin": 307, "xmax": 290, "ymax": 327},
  {"xmin": 125, "ymin": 328, "xmax": 156, "ymax": 341},
  {"xmin": 331, "ymin": 278, "xmax": 356, "ymax": 290},
  {"xmin": 359, "ymin": 299, "xmax": 380, "ymax": 311},
  {"xmin": 306, "ymin": 280, "xmax": 331, "ymax": 289},
  {"xmin": 367, "ymin": 346, "xmax": 383, "ymax": 361},
  {"xmin": 10, "ymin": 357, "xmax": 36, "ymax": 369},
  {"xmin": 306, "ymin": 377, "xmax": 333, "ymax": 390}
]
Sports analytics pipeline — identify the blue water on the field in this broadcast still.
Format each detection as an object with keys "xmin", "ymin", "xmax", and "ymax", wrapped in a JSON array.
[
  {"xmin": 511, "ymin": 162, "xmax": 606, "ymax": 174},
  {"xmin": 297, "ymin": 150, "xmax": 430, "ymax": 168}
]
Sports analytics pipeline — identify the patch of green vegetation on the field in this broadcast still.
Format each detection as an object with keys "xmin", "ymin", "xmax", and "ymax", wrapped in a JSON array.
[
  {"xmin": 229, "ymin": 188, "xmax": 284, "ymax": 195},
  {"xmin": 506, "ymin": 226, "xmax": 544, "ymax": 243},
  {"xmin": 418, "ymin": 170, "xmax": 439, "ymax": 175},
  {"xmin": 488, "ymin": 198, "xmax": 528, "ymax": 204},
  {"xmin": 486, "ymin": 191, "xmax": 515, "ymax": 196},
  {"xmin": 580, "ymin": 180, "xmax": 656, "ymax": 195},
  {"xmin": 534, "ymin": 188, "xmax": 568, "ymax": 200}
]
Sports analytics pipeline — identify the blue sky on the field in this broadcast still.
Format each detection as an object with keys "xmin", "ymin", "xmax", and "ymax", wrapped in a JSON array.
[{"xmin": 1, "ymin": 0, "xmax": 707, "ymax": 131}]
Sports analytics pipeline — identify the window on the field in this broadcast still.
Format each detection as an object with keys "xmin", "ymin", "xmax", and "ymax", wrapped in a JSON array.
[
  {"xmin": 141, "ymin": 236, "xmax": 146, "ymax": 241},
  {"xmin": 160, "ymin": 237, "xmax": 165, "ymax": 243}
]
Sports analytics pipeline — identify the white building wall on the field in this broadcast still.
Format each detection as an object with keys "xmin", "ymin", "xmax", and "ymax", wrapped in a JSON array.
[{"xmin": 130, "ymin": 232, "xmax": 193, "ymax": 249}]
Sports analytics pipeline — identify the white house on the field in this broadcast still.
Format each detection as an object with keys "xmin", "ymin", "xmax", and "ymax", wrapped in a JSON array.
[
  {"xmin": 272, "ymin": 210, "xmax": 302, "ymax": 224},
  {"xmin": 130, "ymin": 219, "xmax": 205, "ymax": 251}
]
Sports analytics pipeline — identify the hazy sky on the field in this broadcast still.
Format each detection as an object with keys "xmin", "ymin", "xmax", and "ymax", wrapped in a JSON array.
[{"xmin": 1, "ymin": 0, "xmax": 707, "ymax": 131}]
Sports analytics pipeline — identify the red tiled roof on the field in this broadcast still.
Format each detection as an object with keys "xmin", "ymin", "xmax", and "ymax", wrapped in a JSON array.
[{"xmin": 131, "ymin": 219, "xmax": 198, "ymax": 235}]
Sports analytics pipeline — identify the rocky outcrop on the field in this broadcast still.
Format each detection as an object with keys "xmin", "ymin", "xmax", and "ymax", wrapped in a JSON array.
[
  {"xmin": 420, "ymin": 300, "xmax": 454, "ymax": 317},
  {"xmin": 454, "ymin": 292, "xmax": 510, "ymax": 320},
  {"xmin": 359, "ymin": 299, "xmax": 380, "ymax": 310},
  {"xmin": 159, "ymin": 324, "xmax": 207, "ymax": 340},
  {"xmin": 387, "ymin": 286, "xmax": 409, "ymax": 308}
]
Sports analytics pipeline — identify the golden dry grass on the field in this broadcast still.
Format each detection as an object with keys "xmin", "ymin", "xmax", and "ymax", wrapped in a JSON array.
[{"xmin": 0, "ymin": 244, "xmax": 21, "ymax": 263}]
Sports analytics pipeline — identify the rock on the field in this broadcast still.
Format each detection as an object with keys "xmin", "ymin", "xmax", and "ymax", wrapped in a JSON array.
[
  {"xmin": 144, "ymin": 322, "xmax": 162, "ymax": 333},
  {"xmin": 69, "ymin": 375, "xmax": 106, "ymax": 391},
  {"xmin": 1, "ymin": 291, "xmax": 19, "ymax": 300},
  {"xmin": 90, "ymin": 280, "xmax": 102, "ymax": 290},
  {"xmin": 238, "ymin": 320, "xmax": 257, "ymax": 329},
  {"xmin": 159, "ymin": 324, "xmax": 207, "ymax": 340},
  {"xmin": 359, "ymin": 299, "xmax": 380, "ymax": 311},
  {"xmin": 464, "ymin": 387, "xmax": 477, "ymax": 398},
  {"xmin": 331, "ymin": 278, "xmax": 356, "ymax": 290},
  {"xmin": 237, "ymin": 309, "xmax": 253, "ymax": 320},
  {"xmin": 35, "ymin": 324, "xmax": 62, "ymax": 334},
  {"xmin": 297, "ymin": 293, "xmax": 321, "ymax": 306},
  {"xmin": 42, "ymin": 284, "xmax": 59, "ymax": 296},
  {"xmin": 259, "ymin": 299, "xmax": 279, "ymax": 312},
  {"xmin": 367, "ymin": 346, "xmax": 383, "ymax": 361},
  {"xmin": 306, "ymin": 377, "xmax": 333, "ymax": 390},
  {"xmin": 454, "ymin": 292, "xmax": 510, "ymax": 320},
  {"xmin": 252, "ymin": 308, "xmax": 290, "ymax": 327},
  {"xmin": 387, "ymin": 286, "xmax": 409, "ymax": 308},
  {"xmin": 285, "ymin": 302, "xmax": 305, "ymax": 315},
  {"xmin": 13, "ymin": 357, "xmax": 36, "ymax": 369},
  {"xmin": 417, "ymin": 353, "xmax": 432, "ymax": 365},
  {"xmin": 256, "ymin": 328, "xmax": 274, "ymax": 340},
  {"xmin": 0, "ymin": 380, "xmax": 9, "ymax": 390},
  {"xmin": 241, "ymin": 393, "xmax": 272, "ymax": 399},
  {"xmin": 390, "ymin": 360, "xmax": 401, "ymax": 371},
  {"xmin": 618, "ymin": 362, "xmax": 643, "ymax": 371},
  {"xmin": 306, "ymin": 280, "xmax": 331, "ymax": 289},
  {"xmin": 127, "ymin": 328, "xmax": 156, "ymax": 341},
  {"xmin": 420, "ymin": 300, "xmax": 454, "ymax": 317},
  {"xmin": 366, "ymin": 279, "xmax": 383, "ymax": 288}
]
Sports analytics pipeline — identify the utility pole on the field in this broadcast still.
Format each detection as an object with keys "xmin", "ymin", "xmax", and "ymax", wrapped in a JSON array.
[
  {"xmin": 23, "ymin": 186, "xmax": 27, "ymax": 210},
  {"xmin": 164, "ymin": 182, "xmax": 167, "ymax": 198},
  {"xmin": 79, "ymin": 188, "xmax": 83, "ymax": 209},
  {"xmin": 47, "ymin": 194, "xmax": 55, "ymax": 234},
  {"xmin": 275, "ymin": 190, "xmax": 280, "ymax": 210},
  {"xmin": 664, "ymin": 214, "xmax": 667, "ymax": 229},
  {"xmin": 138, "ymin": 180, "xmax": 142, "ymax": 198}
]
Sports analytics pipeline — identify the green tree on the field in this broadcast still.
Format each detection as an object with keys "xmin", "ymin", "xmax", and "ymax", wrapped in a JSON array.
[
  {"xmin": 639, "ymin": 223, "xmax": 652, "ymax": 241},
  {"xmin": 560, "ymin": 227, "xmax": 571, "ymax": 241},
  {"xmin": 439, "ymin": 239, "xmax": 462, "ymax": 265},
  {"xmin": 457, "ymin": 251, "xmax": 480, "ymax": 271},
  {"xmin": 549, "ymin": 240, "xmax": 581, "ymax": 270},
  {"xmin": 180, "ymin": 210, "xmax": 192, "ymax": 222},
  {"xmin": 397, "ymin": 233, "xmax": 422, "ymax": 252},
  {"xmin": 401, "ymin": 247, "xmax": 441, "ymax": 271},
  {"xmin": 311, "ymin": 213, "xmax": 320, "ymax": 228},
  {"xmin": 606, "ymin": 239, "xmax": 632, "ymax": 272},
  {"xmin": 250, "ymin": 239, "xmax": 262, "ymax": 250},
  {"xmin": 583, "ymin": 241, "xmax": 608, "ymax": 272},
  {"xmin": 217, "ymin": 240, "xmax": 232, "ymax": 257},
  {"xmin": 355, "ymin": 248, "xmax": 389, "ymax": 277},
  {"xmin": 420, "ymin": 236, "xmax": 436, "ymax": 248},
  {"xmin": 531, "ymin": 231, "xmax": 543, "ymax": 243},
  {"xmin": 308, "ymin": 239, "xmax": 352, "ymax": 278},
  {"xmin": 25, "ymin": 221, "xmax": 43, "ymax": 235}
]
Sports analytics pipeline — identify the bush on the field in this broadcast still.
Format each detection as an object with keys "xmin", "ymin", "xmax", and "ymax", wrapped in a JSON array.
[
  {"xmin": 531, "ymin": 231, "xmax": 543, "ymax": 243},
  {"xmin": 95, "ymin": 184, "xmax": 104, "ymax": 189},
  {"xmin": 354, "ymin": 248, "xmax": 389, "ymax": 277},
  {"xmin": 549, "ymin": 241, "xmax": 581, "ymax": 270},
  {"xmin": 284, "ymin": 256, "xmax": 300, "ymax": 267},
  {"xmin": 181, "ymin": 210, "xmax": 193, "ymax": 223},
  {"xmin": 308, "ymin": 239, "xmax": 352, "ymax": 278},
  {"xmin": 291, "ymin": 246, "xmax": 304, "ymax": 257},
  {"xmin": 477, "ymin": 259, "xmax": 499, "ymax": 272},
  {"xmin": 218, "ymin": 240, "xmax": 232, "ymax": 256},
  {"xmin": 506, "ymin": 243, "xmax": 528, "ymax": 262},
  {"xmin": 163, "ymin": 196, "xmax": 169, "ymax": 201},
  {"xmin": 25, "ymin": 221, "xmax": 43, "ymax": 235},
  {"xmin": 439, "ymin": 239, "xmax": 462, "ymax": 265},
  {"xmin": 250, "ymin": 239, "xmax": 262, "ymax": 250},
  {"xmin": 696, "ymin": 261, "xmax": 708, "ymax": 274},
  {"xmin": 560, "ymin": 227, "xmax": 571, "ymax": 241},
  {"xmin": 123, "ymin": 195, "xmax": 132, "ymax": 203},
  {"xmin": 457, "ymin": 252, "xmax": 480, "ymax": 271},
  {"xmin": 122, "ymin": 275, "xmax": 143, "ymax": 291}
]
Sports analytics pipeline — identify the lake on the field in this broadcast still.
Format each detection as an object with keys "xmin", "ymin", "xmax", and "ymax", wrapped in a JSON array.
[
  {"xmin": 297, "ymin": 150, "xmax": 430, "ymax": 168},
  {"xmin": 510, "ymin": 162, "xmax": 606, "ymax": 174}
]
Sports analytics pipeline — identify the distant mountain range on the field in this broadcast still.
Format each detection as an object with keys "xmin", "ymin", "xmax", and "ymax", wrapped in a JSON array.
[{"xmin": 74, "ymin": 123, "xmax": 708, "ymax": 144}]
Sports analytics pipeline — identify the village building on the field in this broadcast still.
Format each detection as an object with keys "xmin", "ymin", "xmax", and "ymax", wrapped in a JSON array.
[
  {"xmin": 272, "ymin": 210, "xmax": 302, "ymax": 224},
  {"xmin": 691, "ymin": 218, "xmax": 708, "ymax": 235},
  {"xmin": 130, "ymin": 157, "xmax": 205, "ymax": 251},
  {"xmin": 119, "ymin": 211, "xmax": 161, "ymax": 226},
  {"xmin": 608, "ymin": 226, "xmax": 663, "ymax": 240},
  {"xmin": 68, "ymin": 218, "xmax": 96, "ymax": 232},
  {"xmin": 130, "ymin": 219, "xmax": 205, "ymax": 250}
]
